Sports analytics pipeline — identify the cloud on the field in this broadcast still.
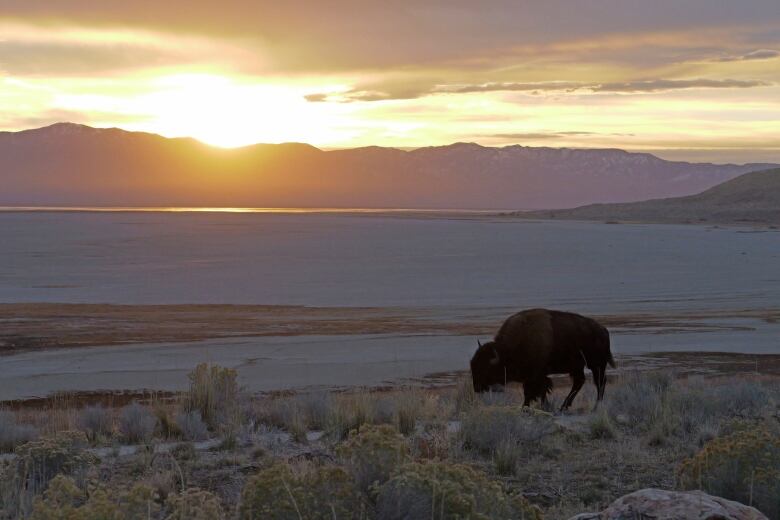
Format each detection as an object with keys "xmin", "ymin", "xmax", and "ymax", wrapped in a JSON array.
[
  {"xmin": 3, "ymin": 1, "xmax": 780, "ymax": 74},
  {"xmin": 714, "ymin": 49, "xmax": 780, "ymax": 62},
  {"xmin": 0, "ymin": 21, "xmax": 253, "ymax": 76},
  {"xmin": 490, "ymin": 132, "xmax": 596, "ymax": 140},
  {"xmin": 441, "ymin": 82, "xmax": 583, "ymax": 94},
  {"xmin": 307, "ymin": 78, "xmax": 771, "ymax": 103},
  {"xmin": 0, "ymin": 40, "xmax": 170, "ymax": 75},
  {"xmin": 303, "ymin": 93, "xmax": 329, "ymax": 102},
  {"xmin": 488, "ymin": 131, "xmax": 634, "ymax": 140},
  {"xmin": 444, "ymin": 79, "xmax": 770, "ymax": 95},
  {"xmin": 591, "ymin": 78, "xmax": 770, "ymax": 92}
]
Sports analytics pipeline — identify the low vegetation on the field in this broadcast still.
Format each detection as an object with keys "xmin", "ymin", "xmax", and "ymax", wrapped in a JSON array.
[
  {"xmin": 118, "ymin": 402, "xmax": 158, "ymax": 444},
  {"xmin": 678, "ymin": 424, "xmax": 780, "ymax": 518},
  {"xmin": 0, "ymin": 366, "xmax": 777, "ymax": 519},
  {"xmin": 0, "ymin": 411, "xmax": 38, "ymax": 453},
  {"xmin": 76, "ymin": 405, "xmax": 113, "ymax": 443},
  {"xmin": 185, "ymin": 363, "xmax": 240, "ymax": 432},
  {"xmin": 377, "ymin": 460, "xmax": 542, "ymax": 520}
]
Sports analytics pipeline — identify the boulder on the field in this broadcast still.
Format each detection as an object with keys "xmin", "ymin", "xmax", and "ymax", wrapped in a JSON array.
[{"xmin": 569, "ymin": 488, "xmax": 767, "ymax": 520}]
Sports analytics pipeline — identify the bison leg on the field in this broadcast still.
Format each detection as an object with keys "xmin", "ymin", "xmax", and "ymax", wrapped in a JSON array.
[
  {"xmin": 522, "ymin": 380, "xmax": 535, "ymax": 407},
  {"xmin": 560, "ymin": 369, "xmax": 586, "ymax": 411},
  {"xmin": 592, "ymin": 363, "xmax": 608, "ymax": 403},
  {"xmin": 522, "ymin": 377, "xmax": 553, "ymax": 407},
  {"xmin": 538, "ymin": 377, "xmax": 553, "ymax": 407}
]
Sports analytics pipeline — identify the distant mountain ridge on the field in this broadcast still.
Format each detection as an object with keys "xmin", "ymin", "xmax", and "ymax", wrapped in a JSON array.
[
  {"xmin": 520, "ymin": 167, "xmax": 780, "ymax": 225},
  {"xmin": 0, "ymin": 123, "xmax": 776, "ymax": 209}
]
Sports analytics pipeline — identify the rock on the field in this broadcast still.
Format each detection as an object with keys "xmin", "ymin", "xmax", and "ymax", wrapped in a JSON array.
[
  {"xmin": 614, "ymin": 414, "xmax": 630, "ymax": 426},
  {"xmin": 568, "ymin": 488, "xmax": 768, "ymax": 520}
]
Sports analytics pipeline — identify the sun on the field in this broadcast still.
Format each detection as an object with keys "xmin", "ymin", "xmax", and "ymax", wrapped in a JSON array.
[{"xmin": 128, "ymin": 73, "xmax": 356, "ymax": 148}]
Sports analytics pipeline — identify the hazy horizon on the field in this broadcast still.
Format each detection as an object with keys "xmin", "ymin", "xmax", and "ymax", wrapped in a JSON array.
[
  {"xmin": 2, "ymin": 1, "xmax": 779, "ymax": 163},
  {"xmin": 5, "ymin": 121, "xmax": 780, "ymax": 166}
]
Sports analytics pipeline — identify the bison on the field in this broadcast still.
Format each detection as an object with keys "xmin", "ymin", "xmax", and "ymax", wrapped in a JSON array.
[{"xmin": 470, "ymin": 308, "xmax": 615, "ymax": 410}]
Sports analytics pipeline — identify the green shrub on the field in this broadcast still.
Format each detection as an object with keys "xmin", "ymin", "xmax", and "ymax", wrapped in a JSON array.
[
  {"xmin": 185, "ymin": 363, "xmax": 240, "ymax": 432},
  {"xmin": 28, "ymin": 475, "xmax": 84, "ymax": 520},
  {"xmin": 337, "ymin": 424, "xmax": 410, "ymax": 496},
  {"xmin": 376, "ymin": 461, "xmax": 542, "ymax": 520},
  {"xmin": 588, "ymin": 408, "xmax": 617, "ymax": 440},
  {"xmin": 167, "ymin": 488, "xmax": 225, "ymax": 520},
  {"xmin": 3, "ymin": 431, "xmax": 97, "ymax": 518},
  {"xmin": 29, "ymin": 475, "xmax": 158, "ymax": 520},
  {"xmin": 678, "ymin": 426, "xmax": 780, "ymax": 519},
  {"xmin": 239, "ymin": 463, "xmax": 364, "ymax": 520}
]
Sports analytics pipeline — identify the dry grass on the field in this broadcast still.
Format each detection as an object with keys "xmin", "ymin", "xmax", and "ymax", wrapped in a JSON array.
[
  {"xmin": 77, "ymin": 405, "xmax": 113, "ymax": 443},
  {"xmin": 0, "ymin": 410, "xmax": 38, "ymax": 452},
  {"xmin": 184, "ymin": 363, "xmax": 240, "ymax": 433},
  {"xmin": 118, "ymin": 402, "xmax": 158, "ymax": 444},
  {"xmin": 2, "ymin": 366, "xmax": 778, "ymax": 520}
]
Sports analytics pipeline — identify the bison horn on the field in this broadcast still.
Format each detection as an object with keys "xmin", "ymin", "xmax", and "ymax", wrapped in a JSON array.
[{"xmin": 477, "ymin": 340, "xmax": 483, "ymax": 347}]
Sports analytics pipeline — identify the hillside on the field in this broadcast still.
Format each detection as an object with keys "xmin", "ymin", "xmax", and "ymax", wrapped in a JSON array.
[
  {"xmin": 0, "ymin": 123, "xmax": 775, "ymax": 209},
  {"xmin": 520, "ymin": 168, "xmax": 780, "ymax": 224}
]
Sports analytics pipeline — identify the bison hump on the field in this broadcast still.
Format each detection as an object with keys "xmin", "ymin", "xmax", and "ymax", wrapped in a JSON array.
[{"xmin": 495, "ymin": 309, "xmax": 554, "ymax": 365}]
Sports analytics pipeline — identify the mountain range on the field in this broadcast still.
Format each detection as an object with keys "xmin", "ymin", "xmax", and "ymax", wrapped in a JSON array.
[
  {"xmin": 0, "ymin": 123, "xmax": 776, "ymax": 209},
  {"xmin": 519, "ymin": 167, "xmax": 780, "ymax": 225}
]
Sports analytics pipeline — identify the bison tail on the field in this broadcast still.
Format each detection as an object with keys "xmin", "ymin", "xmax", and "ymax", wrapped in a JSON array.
[{"xmin": 607, "ymin": 352, "xmax": 616, "ymax": 369}]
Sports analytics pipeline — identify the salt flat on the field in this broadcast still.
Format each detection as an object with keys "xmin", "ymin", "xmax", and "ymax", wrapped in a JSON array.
[
  {"xmin": 1, "ymin": 319, "xmax": 778, "ymax": 401},
  {"xmin": 0, "ymin": 211, "xmax": 778, "ymax": 400},
  {"xmin": 1, "ymin": 211, "xmax": 778, "ymax": 312}
]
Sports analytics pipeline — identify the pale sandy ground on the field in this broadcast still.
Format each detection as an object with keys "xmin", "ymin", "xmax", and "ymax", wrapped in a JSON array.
[
  {"xmin": 0, "ymin": 334, "xmax": 473, "ymax": 400},
  {"xmin": 1, "ymin": 213, "xmax": 778, "ymax": 401},
  {"xmin": 1, "ymin": 304, "xmax": 777, "ymax": 401}
]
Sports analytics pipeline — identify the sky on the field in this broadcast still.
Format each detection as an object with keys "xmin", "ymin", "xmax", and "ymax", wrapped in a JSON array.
[{"xmin": 1, "ymin": 1, "xmax": 779, "ymax": 163}]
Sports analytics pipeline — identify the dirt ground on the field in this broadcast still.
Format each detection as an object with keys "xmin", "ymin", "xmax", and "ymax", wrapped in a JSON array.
[{"xmin": 2, "ymin": 303, "xmax": 778, "ymax": 354}]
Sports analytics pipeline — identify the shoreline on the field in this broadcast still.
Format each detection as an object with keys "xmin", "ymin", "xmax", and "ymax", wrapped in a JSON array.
[
  {"xmin": 2, "ymin": 303, "xmax": 778, "ymax": 355},
  {"xmin": 3, "ymin": 350, "xmax": 778, "ymax": 409},
  {"xmin": 3, "ymin": 207, "xmax": 778, "ymax": 229}
]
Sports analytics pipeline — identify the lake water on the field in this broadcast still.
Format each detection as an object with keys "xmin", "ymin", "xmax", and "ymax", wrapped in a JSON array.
[{"xmin": 1, "ymin": 211, "xmax": 778, "ymax": 313}]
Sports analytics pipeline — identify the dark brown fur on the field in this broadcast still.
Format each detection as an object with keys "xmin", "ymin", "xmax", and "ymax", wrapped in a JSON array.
[{"xmin": 470, "ymin": 308, "xmax": 615, "ymax": 410}]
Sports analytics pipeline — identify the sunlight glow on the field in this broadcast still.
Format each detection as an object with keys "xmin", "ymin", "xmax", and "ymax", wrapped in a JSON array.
[
  {"xmin": 0, "ymin": 17, "xmax": 778, "ymax": 160},
  {"xmin": 54, "ymin": 73, "xmax": 359, "ymax": 148}
]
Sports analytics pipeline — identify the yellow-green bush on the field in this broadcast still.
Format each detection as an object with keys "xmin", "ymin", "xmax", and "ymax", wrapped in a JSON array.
[
  {"xmin": 239, "ymin": 463, "xmax": 364, "ymax": 520},
  {"xmin": 4, "ymin": 431, "xmax": 97, "ymax": 518},
  {"xmin": 167, "ymin": 488, "xmax": 224, "ymax": 520},
  {"xmin": 185, "ymin": 363, "xmax": 239, "ymax": 431},
  {"xmin": 376, "ymin": 460, "xmax": 542, "ymax": 520},
  {"xmin": 678, "ymin": 426, "xmax": 780, "ymax": 519},
  {"xmin": 337, "ymin": 424, "xmax": 410, "ymax": 496},
  {"xmin": 29, "ymin": 475, "xmax": 159, "ymax": 520}
]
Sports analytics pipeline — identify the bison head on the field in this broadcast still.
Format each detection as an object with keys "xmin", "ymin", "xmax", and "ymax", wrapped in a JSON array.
[{"xmin": 470, "ymin": 340, "xmax": 506, "ymax": 393}]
